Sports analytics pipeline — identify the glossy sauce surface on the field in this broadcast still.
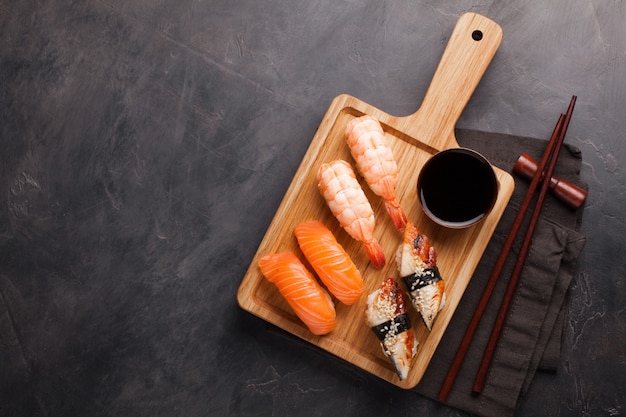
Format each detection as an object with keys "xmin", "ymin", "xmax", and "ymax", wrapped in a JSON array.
[{"xmin": 418, "ymin": 149, "xmax": 498, "ymax": 227}]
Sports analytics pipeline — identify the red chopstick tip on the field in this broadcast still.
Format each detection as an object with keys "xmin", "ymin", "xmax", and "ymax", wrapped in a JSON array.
[
  {"xmin": 472, "ymin": 380, "xmax": 484, "ymax": 395},
  {"xmin": 438, "ymin": 384, "xmax": 452, "ymax": 402}
]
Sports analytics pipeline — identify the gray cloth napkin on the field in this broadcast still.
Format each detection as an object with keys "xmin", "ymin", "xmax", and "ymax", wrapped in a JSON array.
[{"xmin": 413, "ymin": 129, "xmax": 587, "ymax": 417}]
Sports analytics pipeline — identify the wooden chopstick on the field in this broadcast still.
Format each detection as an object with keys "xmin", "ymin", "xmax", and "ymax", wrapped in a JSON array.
[
  {"xmin": 472, "ymin": 95, "xmax": 577, "ymax": 393},
  {"xmin": 437, "ymin": 114, "xmax": 564, "ymax": 401},
  {"xmin": 437, "ymin": 95, "xmax": 577, "ymax": 402}
]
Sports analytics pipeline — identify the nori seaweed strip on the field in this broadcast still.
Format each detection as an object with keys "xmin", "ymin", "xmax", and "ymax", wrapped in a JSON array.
[
  {"xmin": 402, "ymin": 266, "xmax": 442, "ymax": 292},
  {"xmin": 371, "ymin": 313, "xmax": 411, "ymax": 342}
]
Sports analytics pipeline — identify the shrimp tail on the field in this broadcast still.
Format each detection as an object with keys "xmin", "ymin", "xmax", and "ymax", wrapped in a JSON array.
[
  {"xmin": 363, "ymin": 239, "xmax": 386, "ymax": 268},
  {"xmin": 384, "ymin": 198, "xmax": 408, "ymax": 232}
]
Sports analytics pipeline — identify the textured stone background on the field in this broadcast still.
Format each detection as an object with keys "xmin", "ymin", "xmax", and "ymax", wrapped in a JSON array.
[{"xmin": 1, "ymin": 0, "xmax": 624, "ymax": 416}]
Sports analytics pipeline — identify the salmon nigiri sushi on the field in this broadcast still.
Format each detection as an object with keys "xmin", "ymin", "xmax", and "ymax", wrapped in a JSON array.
[
  {"xmin": 258, "ymin": 251, "xmax": 337, "ymax": 335},
  {"xmin": 294, "ymin": 220, "xmax": 364, "ymax": 305}
]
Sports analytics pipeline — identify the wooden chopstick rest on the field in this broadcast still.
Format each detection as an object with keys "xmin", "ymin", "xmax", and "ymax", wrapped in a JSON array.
[{"xmin": 514, "ymin": 153, "xmax": 587, "ymax": 209}]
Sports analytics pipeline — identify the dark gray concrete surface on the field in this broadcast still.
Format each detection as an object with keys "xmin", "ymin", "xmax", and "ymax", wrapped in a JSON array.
[{"xmin": 1, "ymin": 0, "xmax": 624, "ymax": 416}]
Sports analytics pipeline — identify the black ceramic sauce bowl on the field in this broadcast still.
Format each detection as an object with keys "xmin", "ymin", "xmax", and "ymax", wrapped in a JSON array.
[{"xmin": 417, "ymin": 148, "xmax": 498, "ymax": 228}]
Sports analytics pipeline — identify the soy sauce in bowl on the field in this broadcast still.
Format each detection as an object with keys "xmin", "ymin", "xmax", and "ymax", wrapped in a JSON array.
[{"xmin": 417, "ymin": 148, "xmax": 498, "ymax": 228}]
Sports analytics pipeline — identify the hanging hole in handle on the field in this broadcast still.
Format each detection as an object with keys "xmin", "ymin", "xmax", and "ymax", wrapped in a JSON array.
[{"xmin": 472, "ymin": 30, "xmax": 483, "ymax": 41}]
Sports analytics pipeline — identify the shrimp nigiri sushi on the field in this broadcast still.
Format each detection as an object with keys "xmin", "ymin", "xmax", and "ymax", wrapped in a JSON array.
[
  {"xmin": 395, "ymin": 222, "xmax": 445, "ymax": 331},
  {"xmin": 259, "ymin": 251, "xmax": 337, "ymax": 335},
  {"xmin": 317, "ymin": 159, "xmax": 386, "ymax": 268},
  {"xmin": 366, "ymin": 278, "xmax": 418, "ymax": 380},
  {"xmin": 345, "ymin": 115, "xmax": 408, "ymax": 232},
  {"xmin": 294, "ymin": 220, "xmax": 364, "ymax": 305}
]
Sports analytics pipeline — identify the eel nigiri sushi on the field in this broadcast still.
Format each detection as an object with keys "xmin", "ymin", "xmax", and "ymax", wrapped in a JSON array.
[
  {"xmin": 366, "ymin": 278, "xmax": 418, "ymax": 380},
  {"xmin": 345, "ymin": 115, "xmax": 408, "ymax": 232},
  {"xmin": 317, "ymin": 159, "xmax": 385, "ymax": 268},
  {"xmin": 294, "ymin": 220, "xmax": 364, "ymax": 305},
  {"xmin": 395, "ymin": 222, "xmax": 446, "ymax": 331},
  {"xmin": 259, "ymin": 251, "xmax": 337, "ymax": 335}
]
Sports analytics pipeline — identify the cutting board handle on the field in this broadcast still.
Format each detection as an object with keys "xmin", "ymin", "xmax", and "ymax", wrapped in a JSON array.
[{"xmin": 400, "ymin": 13, "xmax": 502, "ymax": 151}]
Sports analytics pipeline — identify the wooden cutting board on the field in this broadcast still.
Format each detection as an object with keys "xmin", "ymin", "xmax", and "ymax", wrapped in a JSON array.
[{"xmin": 237, "ymin": 12, "xmax": 515, "ymax": 389}]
